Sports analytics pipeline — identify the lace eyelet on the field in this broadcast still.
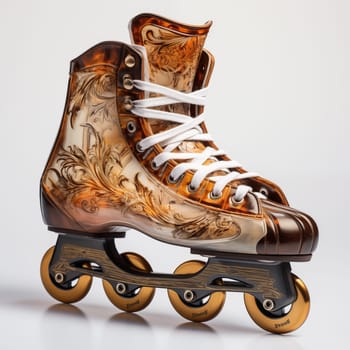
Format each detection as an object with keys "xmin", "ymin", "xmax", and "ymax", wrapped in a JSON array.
[
  {"xmin": 187, "ymin": 183, "xmax": 198, "ymax": 193},
  {"xmin": 150, "ymin": 160, "xmax": 160, "ymax": 170},
  {"xmin": 135, "ymin": 142, "xmax": 144, "ymax": 153},
  {"xmin": 230, "ymin": 195, "xmax": 244, "ymax": 206},
  {"xmin": 126, "ymin": 121, "xmax": 136, "ymax": 134},
  {"xmin": 124, "ymin": 54, "xmax": 136, "ymax": 68},
  {"xmin": 123, "ymin": 74, "xmax": 134, "ymax": 90},
  {"xmin": 124, "ymin": 97, "xmax": 133, "ymax": 111},
  {"xmin": 259, "ymin": 187, "xmax": 269, "ymax": 197},
  {"xmin": 209, "ymin": 191, "xmax": 222, "ymax": 200},
  {"xmin": 167, "ymin": 174, "xmax": 178, "ymax": 184}
]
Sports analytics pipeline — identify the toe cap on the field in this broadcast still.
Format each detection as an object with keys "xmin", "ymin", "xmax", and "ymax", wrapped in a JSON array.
[{"xmin": 257, "ymin": 201, "xmax": 319, "ymax": 256}]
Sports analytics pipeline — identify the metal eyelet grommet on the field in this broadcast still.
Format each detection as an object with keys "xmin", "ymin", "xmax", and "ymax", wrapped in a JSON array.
[
  {"xmin": 135, "ymin": 142, "xmax": 144, "ymax": 153},
  {"xmin": 123, "ymin": 97, "xmax": 133, "ymax": 111},
  {"xmin": 123, "ymin": 74, "xmax": 134, "ymax": 90},
  {"xmin": 259, "ymin": 187, "xmax": 269, "ymax": 197},
  {"xmin": 187, "ymin": 183, "xmax": 198, "ymax": 193},
  {"xmin": 125, "ymin": 54, "xmax": 136, "ymax": 68},
  {"xmin": 262, "ymin": 299, "xmax": 275, "ymax": 311},
  {"xmin": 230, "ymin": 195, "xmax": 244, "ymax": 206},
  {"xmin": 168, "ymin": 174, "xmax": 178, "ymax": 184},
  {"xmin": 126, "ymin": 121, "xmax": 137, "ymax": 134},
  {"xmin": 209, "ymin": 191, "xmax": 222, "ymax": 200},
  {"xmin": 150, "ymin": 160, "xmax": 160, "ymax": 170}
]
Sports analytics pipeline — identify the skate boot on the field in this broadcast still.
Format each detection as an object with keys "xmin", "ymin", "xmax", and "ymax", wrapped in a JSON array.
[
  {"xmin": 129, "ymin": 13, "xmax": 290, "ymax": 205},
  {"xmin": 40, "ymin": 27, "xmax": 318, "ymax": 334}
]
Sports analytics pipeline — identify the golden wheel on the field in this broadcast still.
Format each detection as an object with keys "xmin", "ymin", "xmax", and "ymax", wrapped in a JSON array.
[
  {"xmin": 40, "ymin": 246, "xmax": 92, "ymax": 304},
  {"xmin": 102, "ymin": 252, "xmax": 155, "ymax": 312},
  {"xmin": 167, "ymin": 260, "xmax": 226, "ymax": 322},
  {"xmin": 244, "ymin": 274, "xmax": 310, "ymax": 334}
]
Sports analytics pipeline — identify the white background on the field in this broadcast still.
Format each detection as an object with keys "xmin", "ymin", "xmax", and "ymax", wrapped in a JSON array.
[{"xmin": 1, "ymin": 0, "xmax": 349, "ymax": 349}]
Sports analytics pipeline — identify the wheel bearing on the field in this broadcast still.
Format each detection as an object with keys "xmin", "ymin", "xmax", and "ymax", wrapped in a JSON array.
[
  {"xmin": 54, "ymin": 272, "xmax": 65, "ymax": 284},
  {"xmin": 263, "ymin": 299, "xmax": 275, "ymax": 311},
  {"xmin": 116, "ymin": 282, "xmax": 127, "ymax": 295},
  {"xmin": 183, "ymin": 290, "xmax": 195, "ymax": 303}
]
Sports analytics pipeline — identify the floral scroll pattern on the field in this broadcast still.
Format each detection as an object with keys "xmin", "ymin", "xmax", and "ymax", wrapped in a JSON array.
[{"xmin": 47, "ymin": 68, "xmax": 241, "ymax": 241}]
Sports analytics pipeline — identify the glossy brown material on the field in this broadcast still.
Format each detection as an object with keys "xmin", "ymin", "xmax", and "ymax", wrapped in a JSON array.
[
  {"xmin": 41, "ymin": 35, "xmax": 318, "ymax": 256},
  {"xmin": 130, "ymin": 12, "xmax": 212, "ymax": 149},
  {"xmin": 131, "ymin": 13, "xmax": 212, "ymax": 41},
  {"xmin": 130, "ymin": 13, "xmax": 211, "ymax": 91},
  {"xmin": 41, "ymin": 42, "xmax": 265, "ymax": 252},
  {"xmin": 258, "ymin": 201, "xmax": 319, "ymax": 256},
  {"xmin": 39, "ymin": 15, "xmax": 319, "ymax": 333}
]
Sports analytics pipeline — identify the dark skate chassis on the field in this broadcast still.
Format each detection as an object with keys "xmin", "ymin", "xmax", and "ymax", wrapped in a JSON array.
[{"xmin": 40, "ymin": 228, "xmax": 311, "ymax": 334}]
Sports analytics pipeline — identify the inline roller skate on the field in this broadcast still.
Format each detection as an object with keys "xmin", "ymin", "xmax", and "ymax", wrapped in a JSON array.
[{"xmin": 40, "ymin": 14, "xmax": 318, "ymax": 334}]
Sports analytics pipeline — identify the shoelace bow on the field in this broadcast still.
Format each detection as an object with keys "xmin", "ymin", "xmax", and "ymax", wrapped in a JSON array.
[{"xmin": 130, "ymin": 79, "xmax": 263, "ymax": 203}]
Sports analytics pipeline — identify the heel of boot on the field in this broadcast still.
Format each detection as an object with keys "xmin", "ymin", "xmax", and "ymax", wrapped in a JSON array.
[
  {"xmin": 40, "ymin": 187, "xmax": 126, "ymax": 238},
  {"xmin": 40, "ymin": 187, "xmax": 85, "ymax": 232}
]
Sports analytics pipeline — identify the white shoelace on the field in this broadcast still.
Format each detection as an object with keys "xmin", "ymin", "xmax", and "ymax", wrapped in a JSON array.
[{"xmin": 131, "ymin": 80, "xmax": 261, "ymax": 202}]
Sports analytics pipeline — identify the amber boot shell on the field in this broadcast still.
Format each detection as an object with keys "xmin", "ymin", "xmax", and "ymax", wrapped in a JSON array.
[{"xmin": 40, "ymin": 41, "xmax": 318, "ymax": 258}]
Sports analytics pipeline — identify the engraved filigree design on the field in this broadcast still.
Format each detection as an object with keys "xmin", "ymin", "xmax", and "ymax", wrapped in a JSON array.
[
  {"xmin": 140, "ymin": 25, "xmax": 208, "ymax": 154},
  {"xmin": 175, "ymin": 213, "xmax": 241, "ymax": 240},
  {"xmin": 46, "ymin": 66, "xmax": 241, "ymax": 240},
  {"xmin": 69, "ymin": 70, "xmax": 117, "ymax": 128},
  {"xmin": 49, "ymin": 124, "xmax": 240, "ymax": 240},
  {"xmin": 49, "ymin": 123, "xmax": 129, "ymax": 213},
  {"xmin": 142, "ymin": 25, "xmax": 206, "ymax": 92}
]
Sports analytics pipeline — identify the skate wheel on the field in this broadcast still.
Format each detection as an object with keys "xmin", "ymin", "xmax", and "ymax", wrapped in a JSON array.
[
  {"xmin": 102, "ymin": 252, "xmax": 155, "ymax": 312},
  {"xmin": 168, "ymin": 260, "xmax": 226, "ymax": 322},
  {"xmin": 40, "ymin": 246, "xmax": 92, "ymax": 304},
  {"xmin": 244, "ymin": 274, "xmax": 310, "ymax": 334}
]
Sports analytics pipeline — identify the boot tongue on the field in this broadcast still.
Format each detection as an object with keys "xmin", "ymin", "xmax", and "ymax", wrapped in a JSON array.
[
  {"xmin": 130, "ymin": 13, "xmax": 212, "ymax": 147},
  {"xmin": 130, "ymin": 13, "xmax": 211, "ymax": 92}
]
